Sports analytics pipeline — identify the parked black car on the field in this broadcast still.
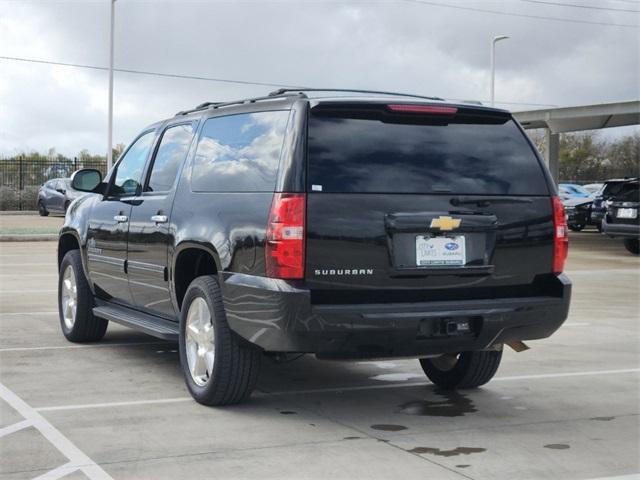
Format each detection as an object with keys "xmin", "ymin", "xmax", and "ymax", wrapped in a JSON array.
[
  {"xmin": 591, "ymin": 178, "xmax": 638, "ymax": 231},
  {"xmin": 602, "ymin": 179, "xmax": 639, "ymax": 255},
  {"xmin": 57, "ymin": 89, "xmax": 571, "ymax": 406},
  {"xmin": 38, "ymin": 178, "xmax": 84, "ymax": 216},
  {"xmin": 563, "ymin": 197, "xmax": 593, "ymax": 232}
]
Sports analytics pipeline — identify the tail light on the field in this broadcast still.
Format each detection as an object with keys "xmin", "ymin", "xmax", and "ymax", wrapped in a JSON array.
[
  {"xmin": 552, "ymin": 196, "xmax": 568, "ymax": 274},
  {"xmin": 266, "ymin": 193, "xmax": 305, "ymax": 279}
]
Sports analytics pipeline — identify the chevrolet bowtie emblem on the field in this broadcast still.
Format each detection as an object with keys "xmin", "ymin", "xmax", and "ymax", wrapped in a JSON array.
[{"xmin": 430, "ymin": 216, "xmax": 461, "ymax": 231}]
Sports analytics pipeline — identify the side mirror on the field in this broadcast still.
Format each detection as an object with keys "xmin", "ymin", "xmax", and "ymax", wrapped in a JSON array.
[{"xmin": 71, "ymin": 169, "xmax": 103, "ymax": 193}]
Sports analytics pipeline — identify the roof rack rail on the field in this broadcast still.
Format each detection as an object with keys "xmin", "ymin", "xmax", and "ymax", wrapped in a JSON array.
[
  {"xmin": 268, "ymin": 88, "xmax": 445, "ymax": 102},
  {"xmin": 175, "ymin": 92, "xmax": 301, "ymax": 116},
  {"xmin": 174, "ymin": 88, "xmax": 445, "ymax": 117}
]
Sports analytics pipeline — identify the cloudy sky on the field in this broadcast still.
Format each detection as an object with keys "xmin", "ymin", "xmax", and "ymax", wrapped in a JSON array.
[{"xmin": 0, "ymin": 0, "xmax": 638, "ymax": 157}]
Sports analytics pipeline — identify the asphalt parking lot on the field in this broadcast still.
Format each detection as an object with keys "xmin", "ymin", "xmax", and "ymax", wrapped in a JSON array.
[{"xmin": 0, "ymin": 229, "xmax": 638, "ymax": 480}]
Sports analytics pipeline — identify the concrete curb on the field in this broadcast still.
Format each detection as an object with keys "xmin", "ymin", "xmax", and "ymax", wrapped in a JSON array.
[{"xmin": 0, "ymin": 234, "xmax": 57, "ymax": 242}]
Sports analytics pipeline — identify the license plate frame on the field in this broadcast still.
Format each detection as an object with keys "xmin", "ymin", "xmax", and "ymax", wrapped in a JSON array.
[
  {"xmin": 617, "ymin": 208, "xmax": 638, "ymax": 219},
  {"xmin": 416, "ymin": 235, "xmax": 466, "ymax": 267}
]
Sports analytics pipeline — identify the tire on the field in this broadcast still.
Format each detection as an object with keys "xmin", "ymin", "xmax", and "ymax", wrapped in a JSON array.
[
  {"xmin": 58, "ymin": 250, "xmax": 108, "ymax": 342},
  {"xmin": 179, "ymin": 276, "xmax": 261, "ymax": 406},
  {"xmin": 419, "ymin": 350, "xmax": 503, "ymax": 389},
  {"xmin": 569, "ymin": 224, "xmax": 585, "ymax": 232},
  {"xmin": 64, "ymin": 200, "xmax": 71, "ymax": 212},
  {"xmin": 596, "ymin": 223, "xmax": 603, "ymax": 233},
  {"xmin": 38, "ymin": 201, "xmax": 49, "ymax": 217},
  {"xmin": 623, "ymin": 238, "xmax": 640, "ymax": 255}
]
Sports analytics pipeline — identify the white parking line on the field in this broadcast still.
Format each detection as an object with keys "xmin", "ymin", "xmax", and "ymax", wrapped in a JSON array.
[
  {"xmin": 0, "ymin": 382, "xmax": 113, "ymax": 480},
  {"xmin": 491, "ymin": 368, "xmax": 640, "ymax": 382},
  {"xmin": 0, "ymin": 254, "xmax": 52, "ymax": 257},
  {"xmin": 0, "ymin": 273, "xmax": 57, "ymax": 277},
  {"xmin": 0, "ymin": 341, "xmax": 171, "ymax": 353},
  {"xmin": 36, "ymin": 397, "xmax": 193, "ymax": 412},
  {"xmin": 32, "ymin": 367, "xmax": 640, "ymax": 412},
  {"xmin": 0, "ymin": 311, "xmax": 58, "ymax": 315},
  {"xmin": 568, "ymin": 268, "xmax": 639, "ymax": 275},
  {"xmin": 0, "ymin": 418, "xmax": 31, "ymax": 437},
  {"xmin": 1, "ymin": 289, "xmax": 57, "ymax": 294},
  {"xmin": 587, "ymin": 475, "xmax": 640, "ymax": 480},
  {"xmin": 265, "ymin": 368, "xmax": 640, "ymax": 396},
  {"xmin": 0, "ymin": 310, "xmax": 58, "ymax": 318},
  {"xmin": 0, "ymin": 263, "xmax": 57, "ymax": 266}
]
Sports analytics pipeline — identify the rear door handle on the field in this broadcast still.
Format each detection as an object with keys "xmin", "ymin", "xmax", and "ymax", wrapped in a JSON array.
[
  {"xmin": 114, "ymin": 215, "xmax": 128, "ymax": 223},
  {"xmin": 151, "ymin": 215, "xmax": 168, "ymax": 223}
]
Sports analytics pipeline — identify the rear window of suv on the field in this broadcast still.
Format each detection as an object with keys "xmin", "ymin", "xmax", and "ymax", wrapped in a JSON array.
[
  {"xmin": 602, "ymin": 181, "xmax": 628, "ymax": 198},
  {"xmin": 615, "ymin": 182, "xmax": 639, "ymax": 202},
  {"xmin": 307, "ymin": 107, "xmax": 549, "ymax": 195}
]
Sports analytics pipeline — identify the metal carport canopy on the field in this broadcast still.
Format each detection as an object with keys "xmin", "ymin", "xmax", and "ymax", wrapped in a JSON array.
[{"xmin": 512, "ymin": 100, "xmax": 640, "ymax": 182}]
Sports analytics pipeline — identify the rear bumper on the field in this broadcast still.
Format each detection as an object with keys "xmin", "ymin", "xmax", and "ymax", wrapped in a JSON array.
[
  {"xmin": 602, "ymin": 218, "xmax": 640, "ymax": 238},
  {"xmin": 221, "ymin": 273, "xmax": 571, "ymax": 359}
]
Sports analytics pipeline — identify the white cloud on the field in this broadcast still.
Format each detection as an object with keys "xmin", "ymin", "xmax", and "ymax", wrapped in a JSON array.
[{"xmin": 0, "ymin": 0, "xmax": 637, "ymax": 156}]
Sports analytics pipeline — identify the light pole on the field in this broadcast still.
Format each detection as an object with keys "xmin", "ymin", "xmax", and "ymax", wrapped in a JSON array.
[
  {"xmin": 490, "ymin": 35, "xmax": 509, "ymax": 107},
  {"xmin": 107, "ymin": 0, "xmax": 116, "ymax": 171}
]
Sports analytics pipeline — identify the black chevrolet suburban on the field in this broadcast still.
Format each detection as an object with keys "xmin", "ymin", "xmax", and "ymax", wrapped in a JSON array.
[{"xmin": 58, "ymin": 89, "xmax": 571, "ymax": 406}]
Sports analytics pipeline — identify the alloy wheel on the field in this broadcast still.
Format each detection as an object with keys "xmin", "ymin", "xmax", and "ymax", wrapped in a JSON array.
[{"xmin": 185, "ymin": 297, "xmax": 215, "ymax": 386}]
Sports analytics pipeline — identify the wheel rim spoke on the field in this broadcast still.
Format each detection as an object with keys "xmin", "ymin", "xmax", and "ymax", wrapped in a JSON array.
[
  {"xmin": 60, "ymin": 266, "xmax": 77, "ymax": 330},
  {"xmin": 185, "ymin": 297, "xmax": 215, "ymax": 387},
  {"xmin": 186, "ymin": 342, "xmax": 199, "ymax": 379},
  {"xmin": 204, "ymin": 350, "xmax": 215, "ymax": 378}
]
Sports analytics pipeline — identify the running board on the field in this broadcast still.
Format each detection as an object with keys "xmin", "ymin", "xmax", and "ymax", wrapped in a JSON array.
[{"xmin": 93, "ymin": 304, "xmax": 179, "ymax": 341}]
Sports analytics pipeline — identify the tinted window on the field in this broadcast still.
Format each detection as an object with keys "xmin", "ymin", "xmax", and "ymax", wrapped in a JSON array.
[
  {"xmin": 602, "ymin": 181, "xmax": 627, "ymax": 198},
  {"xmin": 112, "ymin": 131, "xmax": 155, "ymax": 196},
  {"xmin": 307, "ymin": 112, "xmax": 549, "ymax": 195},
  {"xmin": 617, "ymin": 182, "xmax": 639, "ymax": 202},
  {"xmin": 147, "ymin": 124, "xmax": 194, "ymax": 192},
  {"xmin": 191, "ymin": 111, "xmax": 290, "ymax": 192}
]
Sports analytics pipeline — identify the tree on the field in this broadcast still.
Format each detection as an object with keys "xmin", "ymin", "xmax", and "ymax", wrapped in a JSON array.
[
  {"xmin": 606, "ymin": 133, "xmax": 639, "ymax": 179},
  {"xmin": 558, "ymin": 132, "xmax": 606, "ymax": 182},
  {"xmin": 112, "ymin": 143, "xmax": 126, "ymax": 162}
]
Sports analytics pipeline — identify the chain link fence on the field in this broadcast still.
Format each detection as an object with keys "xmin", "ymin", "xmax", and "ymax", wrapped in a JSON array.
[{"xmin": 0, "ymin": 158, "xmax": 107, "ymax": 211}]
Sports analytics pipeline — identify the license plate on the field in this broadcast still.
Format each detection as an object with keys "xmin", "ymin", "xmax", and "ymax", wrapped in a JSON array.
[
  {"xmin": 617, "ymin": 208, "xmax": 638, "ymax": 219},
  {"xmin": 416, "ymin": 235, "xmax": 466, "ymax": 267}
]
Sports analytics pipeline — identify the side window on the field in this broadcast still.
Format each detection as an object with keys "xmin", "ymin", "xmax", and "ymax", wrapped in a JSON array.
[
  {"xmin": 111, "ymin": 131, "xmax": 155, "ymax": 196},
  {"xmin": 147, "ymin": 123, "xmax": 194, "ymax": 192},
  {"xmin": 191, "ymin": 110, "xmax": 290, "ymax": 192}
]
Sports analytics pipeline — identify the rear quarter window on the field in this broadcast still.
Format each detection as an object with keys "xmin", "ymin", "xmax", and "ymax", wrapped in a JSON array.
[
  {"xmin": 307, "ymin": 110, "xmax": 549, "ymax": 195},
  {"xmin": 191, "ymin": 111, "xmax": 290, "ymax": 192}
]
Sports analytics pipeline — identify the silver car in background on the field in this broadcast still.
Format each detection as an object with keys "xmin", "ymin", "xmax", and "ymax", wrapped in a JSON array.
[{"xmin": 37, "ymin": 178, "xmax": 84, "ymax": 216}]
